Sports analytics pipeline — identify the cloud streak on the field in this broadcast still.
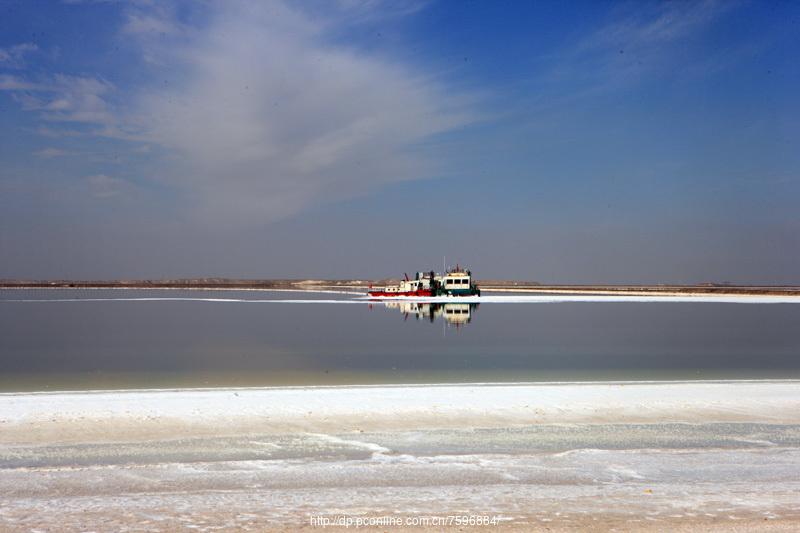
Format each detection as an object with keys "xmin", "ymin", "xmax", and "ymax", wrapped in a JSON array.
[
  {"xmin": 122, "ymin": 1, "xmax": 473, "ymax": 223},
  {"xmin": 85, "ymin": 174, "xmax": 131, "ymax": 198},
  {"xmin": 0, "ymin": 73, "xmax": 117, "ymax": 128},
  {"xmin": 33, "ymin": 147, "xmax": 71, "ymax": 158},
  {"xmin": 1, "ymin": 2, "xmax": 474, "ymax": 224},
  {"xmin": 543, "ymin": 0, "xmax": 738, "ymax": 97},
  {"xmin": 0, "ymin": 43, "xmax": 38, "ymax": 69}
]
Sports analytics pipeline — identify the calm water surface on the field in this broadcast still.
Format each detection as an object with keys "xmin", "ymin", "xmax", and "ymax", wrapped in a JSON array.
[{"xmin": 1, "ymin": 289, "xmax": 799, "ymax": 391}]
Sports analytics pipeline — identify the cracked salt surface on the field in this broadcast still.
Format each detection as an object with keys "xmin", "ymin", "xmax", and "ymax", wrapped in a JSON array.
[{"xmin": 2, "ymin": 382, "xmax": 799, "ymax": 529}]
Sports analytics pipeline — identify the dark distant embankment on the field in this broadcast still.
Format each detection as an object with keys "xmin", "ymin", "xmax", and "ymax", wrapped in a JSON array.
[{"xmin": 1, "ymin": 279, "xmax": 800, "ymax": 296}]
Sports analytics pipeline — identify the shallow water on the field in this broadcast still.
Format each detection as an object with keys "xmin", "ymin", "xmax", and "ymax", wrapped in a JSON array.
[{"xmin": 1, "ymin": 289, "xmax": 799, "ymax": 391}]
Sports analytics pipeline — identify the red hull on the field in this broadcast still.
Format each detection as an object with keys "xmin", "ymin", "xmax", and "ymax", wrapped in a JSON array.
[{"xmin": 368, "ymin": 289, "xmax": 433, "ymax": 297}]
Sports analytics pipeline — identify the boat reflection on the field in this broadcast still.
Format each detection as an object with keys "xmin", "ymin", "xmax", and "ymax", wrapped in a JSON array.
[{"xmin": 380, "ymin": 301, "xmax": 479, "ymax": 327}]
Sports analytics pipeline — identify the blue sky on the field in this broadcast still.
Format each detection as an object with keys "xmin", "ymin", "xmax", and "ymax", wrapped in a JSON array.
[{"xmin": 0, "ymin": 0, "xmax": 798, "ymax": 283}]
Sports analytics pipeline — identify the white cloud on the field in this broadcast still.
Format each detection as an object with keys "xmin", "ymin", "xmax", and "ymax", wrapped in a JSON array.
[
  {"xmin": 33, "ymin": 147, "xmax": 71, "ymax": 158},
  {"xmin": 1, "ymin": 73, "xmax": 116, "ymax": 126},
  {"xmin": 584, "ymin": 0, "xmax": 731, "ymax": 50},
  {"xmin": 0, "ymin": 43, "xmax": 38, "ymax": 68},
  {"xmin": 0, "ymin": 74, "xmax": 44, "ymax": 91},
  {"xmin": 3, "ymin": 1, "xmax": 474, "ymax": 224},
  {"xmin": 117, "ymin": 1, "xmax": 473, "ymax": 223},
  {"xmin": 33, "ymin": 126, "xmax": 85, "ymax": 138},
  {"xmin": 330, "ymin": 0, "xmax": 428, "ymax": 24},
  {"xmin": 123, "ymin": 12, "xmax": 181, "ymax": 36},
  {"xmin": 41, "ymin": 75, "xmax": 116, "ymax": 125},
  {"xmin": 85, "ymin": 174, "xmax": 128, "ymax": 198},
  {"xmin": 545, "ymin": 0, "xmax": 738, "ymax": 95}
]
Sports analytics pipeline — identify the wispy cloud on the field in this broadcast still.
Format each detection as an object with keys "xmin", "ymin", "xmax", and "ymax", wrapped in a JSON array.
[
  {"xmin": 33, "ymin": 147, "xmax": 72, "ymax": 158},
  {"xmin": 32, "ymin": 126, "xmax": 85, "ymax": 138},
  {"xmin": 581, "ymin": 0, "xmax": 732, "ymax": 49},
  {"xmin": 545, "ymin": 0, "xmax": 739, "ymax": 95},
  {"xmin": 85, "ymin": 174, "xmax": 130, "ymax": 198},
  {"xmin": 21, "ymin": 75, "xmax": 115, "ymax": 125},
  {"xmin": 329, "ymin": 0, "xmax": 428, "ymax": 24},
  {"xmin": 123, "ymin": 11, "xmax": 182, "ymax": 36},
  {"xmin": 0, "ymin": 74, "xmax": 45, "ymax": 91},
  {"xmin": 1, "ymin": 73, "xmax": 117, "ymax": 128},
  {"xmin": 0, "ymin": 43, "xmax": 38, "ymax": 68},
  {"xmin": 121, "ymin": 1, "xmax": 474, "ymax": 223},
  {"xmin": 3, "ymin": 1, "xmax": 473, "ymax": 224}
]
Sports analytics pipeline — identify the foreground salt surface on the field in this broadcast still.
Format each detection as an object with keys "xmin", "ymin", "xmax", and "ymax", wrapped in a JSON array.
[{"xmin": 2, "ymin": 381, "xmax": 800, "ymax": 531}]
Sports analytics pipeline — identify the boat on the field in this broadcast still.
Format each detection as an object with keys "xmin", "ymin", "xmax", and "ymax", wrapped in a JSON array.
[
  {"xmin": 368, "ymin": 267, "xmax": 480, "ymax": 297},
  {"xmin": 438, "ymin": 266, "xmax": 481, "ymax": 296},
  {"xmin": 368, "ymin": 272, "xmax": 435, "ymax": 297}
]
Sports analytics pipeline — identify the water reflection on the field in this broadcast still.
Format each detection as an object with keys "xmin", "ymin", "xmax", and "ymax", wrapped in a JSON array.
[
  {"xmin": 379, "ymin": 301, "xmax": 480, "ymax": 327},
  {"xmin": 2, "ymin": 289, "xmax": 800, "ymax": 390}
]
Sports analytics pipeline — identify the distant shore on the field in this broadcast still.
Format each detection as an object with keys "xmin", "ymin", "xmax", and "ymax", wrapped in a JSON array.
[{"xmin": 2, "ymin": 278, "xmax": 800, "ymax": 296}]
